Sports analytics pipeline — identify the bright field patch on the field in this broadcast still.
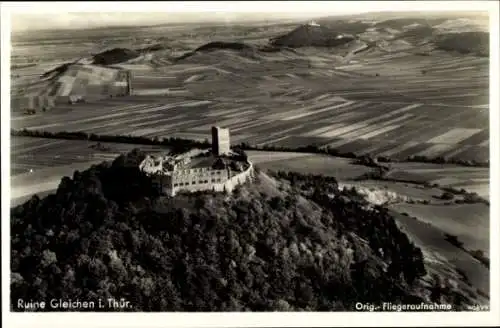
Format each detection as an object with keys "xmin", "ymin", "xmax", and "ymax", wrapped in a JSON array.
[
  {"xmin": 250, "ymin": 152, "xmax": 372, "ymax": 181},
  {"xmin": 428, "ymin": 128, "xmax": 484, "ymax": 144},
  {"xmin": 391, "ymin": 203, "xmax": 489, "ymax": 256}
]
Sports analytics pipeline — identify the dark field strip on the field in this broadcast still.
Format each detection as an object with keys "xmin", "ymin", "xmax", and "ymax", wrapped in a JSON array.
[
  {"xmin": 11, "ymin": 167, "xmax": 31, "ymax": 176},
  {"xmin": 13, "ymin": 156, "xmax": 102, "ymax": 168},
  {"xmin": 11, "ymin": 137, "xmax": 166, "ymax": 157},
  {"xmin": 11, "ymin": 139, "xmax": 67, "ymax": 156},
  {"xmin": 459, "ymin": 130, "xmax": 490, "ymax": 146},
  {"xmin": 447, "ymin": 111, "xmax": 489, "ymax": 130},
  {"xmin": 451, "ymin": 146, "xmax": 489, "ymax": 162},
  {"xmin": 398, "ymin": 86, "xmax": 486, "ymax": 98},
  {"xmin": 394, "ymin": 121, "xmax": 451, "ymax": 144},
  {"xmin": 334, "ymin": 139, "xmax": 374, "ymax": 154},
  {"xmin": 336, "ymin": 102, "xmax": 415, "ymax": 124},
  {"xmin": 396, "ymin": 143, "xmax": 441, "ymax": 159},
  {"xmin": 308, "ymin": 103, "xmax": 378, "ymax": 125},
  {"xmin": 367, "ymin": 141, "xmax": 402, "ymax": 155},
  {"xmin": 439, "ymin": 145, "xmax": 474, "ymax": 160},
  {"xmin": 379, "ymin": 124, "xmax": 424, "ymax": 144},
  {"xmin": 270, "ymin": 136, "xmax": 335, "ymax": 148},
  {"xmin": 132, "ymin": 81, "xmax": 184, "ymax": 89},
  {"xmin": 11, "ymin": 136, "xmax": 52, "ymax": 148},
  {"xmin": 387, "ymin": 106, "xmax": 471, "ymax": 143}
]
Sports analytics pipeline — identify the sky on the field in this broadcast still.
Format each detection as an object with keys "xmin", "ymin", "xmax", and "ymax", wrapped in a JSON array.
[
  {"xmin": 5, "ymin": 1, "xmax": 494, "ymax": 32},
  {"xmin": 10, "ymin": 12, "xmax": 339, "ymax": 32}
]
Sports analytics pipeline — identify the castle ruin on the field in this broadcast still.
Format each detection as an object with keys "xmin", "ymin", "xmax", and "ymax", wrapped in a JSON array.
[{"xmin": 139, "ymin": 127, "xmax": 254, "ymax": 196}]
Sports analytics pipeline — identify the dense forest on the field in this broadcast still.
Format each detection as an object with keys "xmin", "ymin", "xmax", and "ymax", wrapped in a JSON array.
[{"xmin": 11, "ymin": 150, "xmax": 471, "ymax": 311}]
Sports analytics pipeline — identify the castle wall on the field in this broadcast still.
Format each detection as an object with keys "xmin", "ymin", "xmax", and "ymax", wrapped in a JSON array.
[
  {"xmin": 163, "ymin": 161, "xmax": 254, "ymax": 196},
  {"xmin": 170, "ymin": 168, "xmax": 230, "ymax": 195},
  {"xmin": 221, "ymin": 161, "xmax": 254, "ymax": 193}
]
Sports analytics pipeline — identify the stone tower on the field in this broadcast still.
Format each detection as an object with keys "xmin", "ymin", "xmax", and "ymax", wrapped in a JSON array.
[
  {"xmin": 126, "ymin": 70, "xmax": 132, "ymax": 96},
  {"xmin": 211, "ymin": 126, "xmax": 230, "ymax": 156}
]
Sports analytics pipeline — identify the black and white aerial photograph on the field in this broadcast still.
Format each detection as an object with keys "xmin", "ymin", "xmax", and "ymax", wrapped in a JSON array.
[{"xmin": 1, "ymin": 1, "xmax": 499, "ymax": 327}]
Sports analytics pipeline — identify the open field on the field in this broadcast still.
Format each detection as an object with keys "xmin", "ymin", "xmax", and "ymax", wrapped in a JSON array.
[
  {"xmin": 391, "ymin": 210, "xmax": 489, "ymax": 296},
  {"xmin": 11, "ymin": 23, "xmax": 489, "ymax": 165},
  {"xmin": 391, "ymin": 203, "xmax": 489, "ymax": 256},
  {"xmin": 248, "ymin": 151, "xmax": 374, "ymax": 180},
  {"xmin": 11, "ymin": 136, "xmax": 489, "ymax": 206},
  {"xmin": 386, "ymin": 163, "xmax": 490, "ymax": 200},
  {"xmin": 11, "ymin": 136, "xmax": 168, "ymax": 176},
  {"xmin": 254, "ymin": 150, "xmax": 489, "ymax": 198}
]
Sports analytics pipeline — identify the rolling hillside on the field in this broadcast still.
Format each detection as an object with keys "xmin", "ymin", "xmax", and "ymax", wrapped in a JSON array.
[{"xmin": 10, "ymin": 150, "xmax": 487, "ymax": 311}]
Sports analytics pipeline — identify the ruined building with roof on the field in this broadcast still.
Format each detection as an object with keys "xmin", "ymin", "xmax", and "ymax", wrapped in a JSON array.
[{"xmin": 139, "ymin": 127, "xmax": 254, "ymax": 196}]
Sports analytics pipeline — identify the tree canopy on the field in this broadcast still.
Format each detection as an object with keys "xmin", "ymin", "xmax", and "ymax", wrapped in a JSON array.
[{"xmin": 11, "ymin": 150, "xmax": 473, "ymax": 311}]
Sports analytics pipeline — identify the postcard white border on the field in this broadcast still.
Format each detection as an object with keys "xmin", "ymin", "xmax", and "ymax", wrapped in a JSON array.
[{"xmin": 1, "ymin": 1, "xmax": 499, "ymax": 327}]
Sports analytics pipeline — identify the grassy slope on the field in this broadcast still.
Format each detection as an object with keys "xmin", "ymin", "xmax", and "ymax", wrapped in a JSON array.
[
  {"xmin": 391, "ymin": 210, "xmax": 489, "ymax": 299},
  {"xmin": 390, "ymin": 203, "xmax": 489, "ymax": 255}
]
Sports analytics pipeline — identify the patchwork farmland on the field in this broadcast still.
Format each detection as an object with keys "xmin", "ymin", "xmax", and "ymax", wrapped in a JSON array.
[
  {"xmin": 9, "ymin": 13, "xmax": 493, "ymax": 313},
  {"xmin": 12, "ymin": 49, "xmax": 489, "ymax": 164},
  {"xmin": 11, "ymin": 136, "xmax": 489, "ymax": 201},
  {"xmin": 10, "ymin": 17, "xmax": 490, "ymax": 209}
]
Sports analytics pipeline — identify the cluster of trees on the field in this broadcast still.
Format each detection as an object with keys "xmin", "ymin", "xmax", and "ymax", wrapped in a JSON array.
[
  {"xmin": 92, "ymin": 48, "xmax": 140, "ymax": 65},
  {"xmin": 439, "ymin": 187, "xmax": 489, "ymax": 205},
  {"xmin": 272, "ymin": 171, "xmax": 427, "ymax": 287},
  {"xmin": 176, "ymin": 42, "xmax": 255, "ymax": 61},
  {"xmin": 407, "ymin": 155, "xmax": 489, "ymax": 168},
  {"xmin": 435, "ymin": 32, "xmax": 489, "ymax": 57},
  {"xmin": 12, "ymin": 149, "xmax": 466, "ymax": 311},
  {"xmin": 270, "ymin": 24, "xmax": 355, "ymax": 48},
  {"xmin": 12, "ymin": 129, "xmax": 488, "ymax": 168}
]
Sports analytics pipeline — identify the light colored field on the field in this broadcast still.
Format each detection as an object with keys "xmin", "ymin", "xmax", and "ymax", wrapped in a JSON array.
[
  {"xmin": 133, "ymin": 88, "xmax": 189, "ymax": 96},
  {"xmin": 246, "ymin": 151, "xmax": 311, "ymax": 163},
  {"xmin": 479, "ymin": 140, "xmax": 489, "ymax": 147},
  {"xmin": 392, "ymin": 210, "xmax": 489, "ymax": 295},
  {"xmin": 193, "ymin": 117, "xmax": 251, "ymax": 131},
  {"xmin": 359, "ymin": 124, "xmax": 401, "ymax": 139},
  {"xmin": 250, "ymin": 152, "xmax": 373, "ymax": 180},
  {"xmin": 385, "ymin": 163, "xmax": 489, "ymax": 200},
  {"xmin": 11, "ymin": 160, "xmax": 103, "ymax": 200},
  {"xmin": 321, "ymin": 123, "xmax": 368, "ymax": 138},
  {"xmin": 82, "ymin": 113, "xmax": 165, "ymax": 131},
  {"xmin": 129, "ymin": 127, "xmax": 177, "ymax": 137},
  {"xmin": 11, "ymin": 139, "xmax": 66, "ymax": 156},
  {"xmin": 391, "ymin": 203, "xmax": 489, "ymax": 256},
  {"xmin": 184, "ymin": 74, "xmax": 203, "ymax": 83},
  {"xmin": 130, "ymin": 115, "xmax": 187, "ymax": 128},
  {"xmin": 331, "ymin": 114, "xmax": 411, "ymax": 140},
  {"xmin": 414, "ymin": 143, "xmax": 455, "ymax": 157},
  {"xmin": 428, "ymin": 128, "xmax": 483, "ymax": 144},
  {"xmin": 305, "ymin": 124, "xmax": 345, "ymax": 137},
  {"xmin": 282, "ymin": 101, "xmax": 356, "ymax": 121}
]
